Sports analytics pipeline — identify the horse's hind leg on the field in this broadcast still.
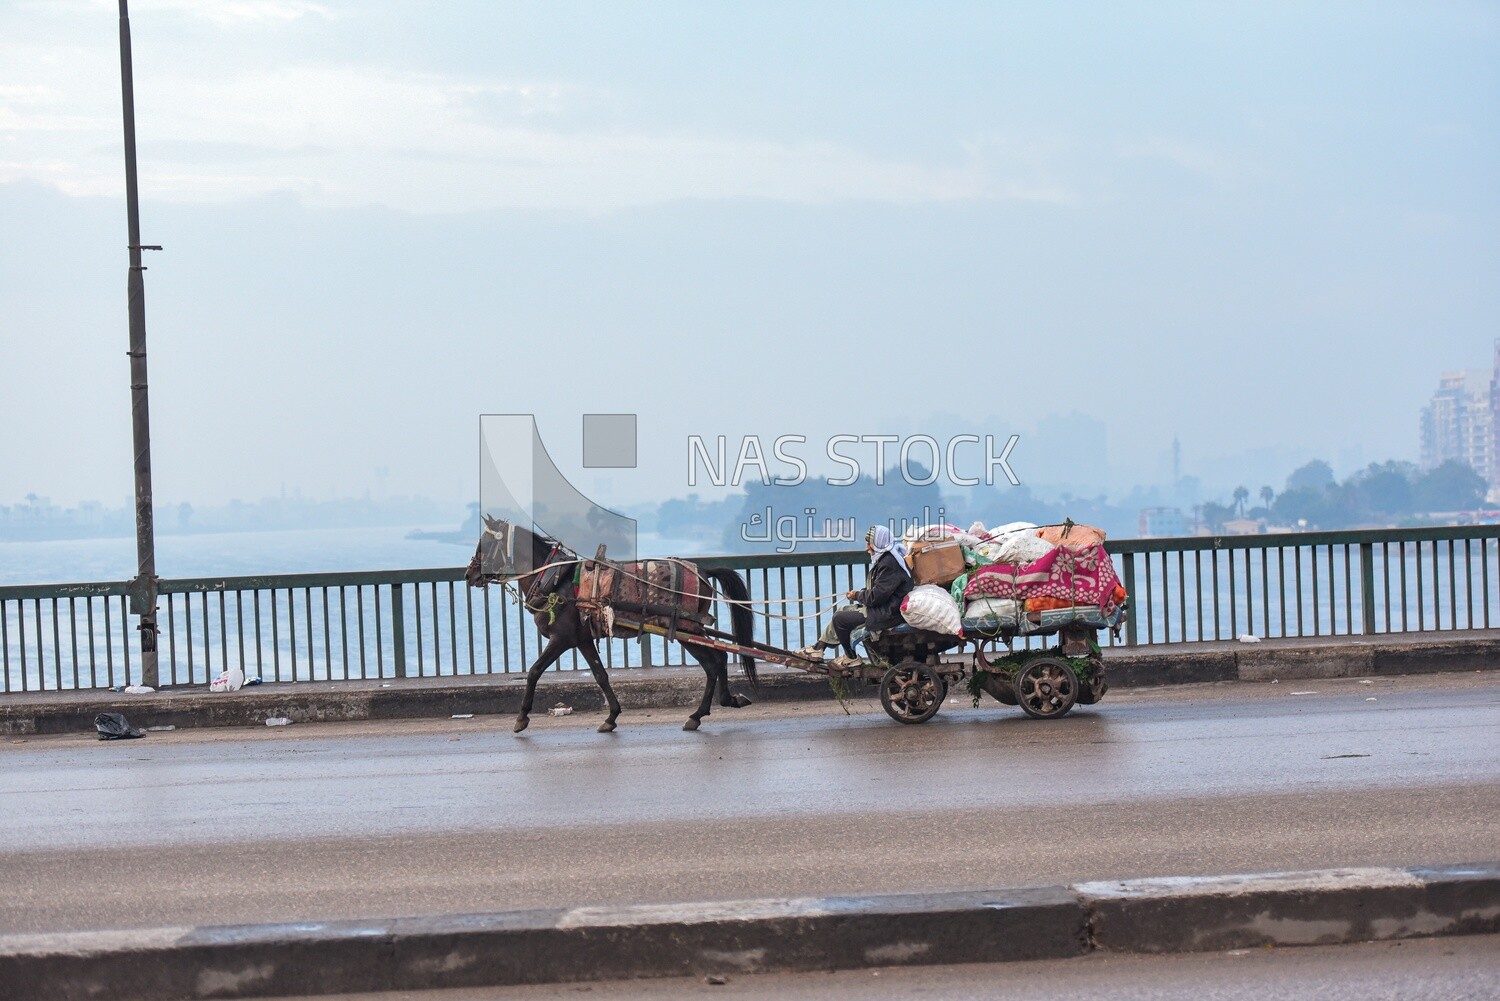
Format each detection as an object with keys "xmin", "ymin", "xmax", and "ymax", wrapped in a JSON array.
[
  {"xmin": 715, "ymin": 654, "xmax": 752, "ymax": 708},
  {"xmin": 515, "ymin": 636, "xmax": 569, "ymax": 733},
  {"xmin": 682, "ymin": 644, "xmax": 718, "ymax": 731},
  {"xmin": 578, "ymin": 642, "xmax": 621, "ymax": 733}
]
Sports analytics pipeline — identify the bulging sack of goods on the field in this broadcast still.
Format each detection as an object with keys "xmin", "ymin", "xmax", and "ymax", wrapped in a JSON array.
[
  {"xmin": 991, "ymin": 531, "xmax": 1055, "ymax": 567},
  {"xmin": 961, "ymin": 597, "xmax": 1022, "ymax": 632},
  {"xmin": 900, "ymin": 584, "xmax": 963, "ymax": 636},
  {"xmin": 1037, "ymin": 522, "xmax": 1107, "ymax": 550}
]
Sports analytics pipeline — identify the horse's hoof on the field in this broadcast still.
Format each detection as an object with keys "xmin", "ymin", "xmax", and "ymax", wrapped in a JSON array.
[
  {"xmin": 597, "ymin": 721, "xmax": 617, "ymax": 733},
  {"xmin": 732, "ymin": 694, "xmax": 753, "ymax": 708},
  {"xmin": 682, "ymin": 718, "xmax": 700, "ymax": 731},
  {"xmin": 513, "ymin": 717, "xmax": 530, "ymax": 733}
]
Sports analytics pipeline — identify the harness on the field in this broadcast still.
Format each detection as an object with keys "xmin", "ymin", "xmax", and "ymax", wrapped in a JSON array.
[{"xmin": 522, "ymin": 540, "xmax": 570, "ymax": 624}]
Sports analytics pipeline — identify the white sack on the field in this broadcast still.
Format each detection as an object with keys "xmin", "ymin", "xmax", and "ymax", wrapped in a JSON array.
[{"xmin": 900, "ymin": 584, "xmax": 964, "ymax": 635}]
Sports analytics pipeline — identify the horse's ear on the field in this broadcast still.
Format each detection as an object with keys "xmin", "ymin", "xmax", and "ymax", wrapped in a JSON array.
[{"xmin": 482, "ymin": 514, "xmax": 499, "ymax": 530}]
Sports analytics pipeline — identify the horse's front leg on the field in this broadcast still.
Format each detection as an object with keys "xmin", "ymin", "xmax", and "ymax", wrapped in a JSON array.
[
  {"xmin": 514, "ymin": 634, "xmax": 571, "ymax": 733},
  {"xmin": 578, "ymin": 641, "xmax": 621, "ymax": 733}
]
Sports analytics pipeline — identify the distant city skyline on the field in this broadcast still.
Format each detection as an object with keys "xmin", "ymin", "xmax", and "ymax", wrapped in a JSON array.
[{"xmin": 1418, "ymin": 339, "xmax": 1500, "ymax": 498}]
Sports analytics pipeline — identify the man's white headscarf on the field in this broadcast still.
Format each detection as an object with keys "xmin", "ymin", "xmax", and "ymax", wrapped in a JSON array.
[{"xmin": 867, "ymin": 525, "xmax": 913, "ymax": 578}]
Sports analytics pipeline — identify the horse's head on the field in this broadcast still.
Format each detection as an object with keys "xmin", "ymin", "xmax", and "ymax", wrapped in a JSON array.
[
  {"xmin": 467, "ymin": 515, "xmax": 514, "ymax": 587},
  {"xmin": 466, "ymin": 515, "xmax": 552, "ymax": 587}
]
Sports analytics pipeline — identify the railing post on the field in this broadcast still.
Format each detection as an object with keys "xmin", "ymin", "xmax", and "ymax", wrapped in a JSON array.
[
  {"xmin": 1359, "ymin": 542, "xmax": 1377, "ymax": 635},
  {"xmin": 390, "ymin": 583, "xmax": 407, "ymax": 678},
  {"xmin": 1122, "ymin": 553, "xmax": 1138, "ymax": 647}
]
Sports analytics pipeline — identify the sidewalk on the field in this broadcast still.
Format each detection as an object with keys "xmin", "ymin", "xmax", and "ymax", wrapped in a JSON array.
[
  {"xmin": 4, "ymin": 863, "xmax": 1496, "ymax": 1000},
  {"xmin": 3, "ymin": 629, "xmax": 1498, "ymax": 735}
]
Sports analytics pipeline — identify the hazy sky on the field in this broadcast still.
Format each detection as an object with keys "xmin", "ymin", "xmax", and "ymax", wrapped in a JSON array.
[{"xmin": 2, "ymin": 1, "xmax": 1496, "ymax": 511}]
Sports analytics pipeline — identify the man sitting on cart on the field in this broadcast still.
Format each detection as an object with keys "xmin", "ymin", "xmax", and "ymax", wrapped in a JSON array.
[{"xmin": 800, "ymin": 525, "xmax": 914, "ymax": 669}]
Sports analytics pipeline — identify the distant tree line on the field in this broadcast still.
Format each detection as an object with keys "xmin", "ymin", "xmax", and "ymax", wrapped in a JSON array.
[{"xmin": 1198, "ymin": 459, "xmax": 1488, "ymax": 532}]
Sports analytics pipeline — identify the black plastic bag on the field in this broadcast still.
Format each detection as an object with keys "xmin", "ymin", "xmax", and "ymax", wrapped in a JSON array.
[{"xmin": 95, "ymin": 712, "xmax": 145, "ymax": 740}]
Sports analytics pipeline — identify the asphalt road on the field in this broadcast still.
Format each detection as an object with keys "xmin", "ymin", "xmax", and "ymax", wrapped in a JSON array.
[
  {"xmin": 280, "ymin": 934, "xmax": 1500, "ymax": 1001},
  {"xmin": 1, "ymin": 673, "xmax": 1497, "ymax": 935}
]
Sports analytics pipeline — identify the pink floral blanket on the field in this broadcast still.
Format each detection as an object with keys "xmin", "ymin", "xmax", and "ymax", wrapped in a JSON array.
[{"xmin": 963, "ymin": 544, "xmax": 1122, "ymax": 609}]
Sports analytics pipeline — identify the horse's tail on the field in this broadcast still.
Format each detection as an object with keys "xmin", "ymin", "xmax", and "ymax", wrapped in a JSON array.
[{"xmin": 705, "ymin": 568, "xmax": 758, "ymax": 691}]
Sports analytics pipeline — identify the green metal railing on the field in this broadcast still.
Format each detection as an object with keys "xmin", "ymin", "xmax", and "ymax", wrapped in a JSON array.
[
  {"xmin": 1108, "ymin": 525, "xmax": 1500, "ymax": 646},
  {"xmin": 3, "ymin": 525, "xmax": 1498, "ymax": 693}
]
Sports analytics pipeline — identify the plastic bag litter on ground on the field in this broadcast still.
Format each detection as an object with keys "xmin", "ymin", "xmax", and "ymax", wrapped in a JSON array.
[{"xmin": 95, "ymin": 712, "xmax": 145, "ymax": 740}]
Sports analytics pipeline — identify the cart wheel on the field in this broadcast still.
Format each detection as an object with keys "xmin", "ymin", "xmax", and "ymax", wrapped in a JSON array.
[
  {"xmin": 1077, "ymin": 670, "xmax": 1108, "ymax": 705},
  {"xmin": 1013, "ymin": 657, "xmax": 1079, "ymax": 719},
  {"xmin": 879, "ymin": 662, "xmax": 943, "ymax": 724}
]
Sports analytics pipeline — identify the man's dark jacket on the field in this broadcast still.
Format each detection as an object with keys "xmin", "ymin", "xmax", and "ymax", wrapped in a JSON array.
[{"xmin": 854, "ymin": 551, "xmax": 915, "ymax": 634}]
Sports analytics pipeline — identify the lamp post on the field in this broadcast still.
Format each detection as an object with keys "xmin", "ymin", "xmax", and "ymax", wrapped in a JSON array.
[{"xmin": 117, "ymin": 0, "xmax": 161, "ymax": 687}]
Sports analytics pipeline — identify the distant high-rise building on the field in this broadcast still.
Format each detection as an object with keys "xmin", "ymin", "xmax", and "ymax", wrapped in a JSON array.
[
  {"xmin": 1420, "ymin": 362, "xmax": 1494, "ymax": 488},
  {"xmin": 1491, "ymin": 339, "xmax": 1500, "ymax": 492}
]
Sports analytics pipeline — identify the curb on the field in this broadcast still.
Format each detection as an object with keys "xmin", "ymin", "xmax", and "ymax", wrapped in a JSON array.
[
  {"xmin": 0, "ymin": 864, "xmax": 1495, "ymax": 1000},
  {"xmin": 3, "ymin": 632, "xmax": 1498, "ymax": 736},
  {"xmin": 0, "ymin": 669, "xmax": 835, "ymax": 736}
]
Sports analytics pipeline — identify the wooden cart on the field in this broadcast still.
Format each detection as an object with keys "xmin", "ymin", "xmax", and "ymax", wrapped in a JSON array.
[{"xmin": 619, "ymin": 605, "xmax": 1124, "ymax": 726}]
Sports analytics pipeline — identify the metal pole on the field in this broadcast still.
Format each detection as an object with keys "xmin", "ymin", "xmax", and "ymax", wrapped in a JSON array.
[{"xmin": 118, "ymin": 0, "xmax": 160, "ymax": 687}]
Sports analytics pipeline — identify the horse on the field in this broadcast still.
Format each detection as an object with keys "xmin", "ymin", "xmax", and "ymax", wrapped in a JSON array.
[{"xmin": 465, "ymin": 516, "xmax": 759, "ymax": 733}]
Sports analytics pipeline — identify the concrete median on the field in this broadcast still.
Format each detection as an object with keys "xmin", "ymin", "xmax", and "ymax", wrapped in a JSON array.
[{"xmin": 1, "ymin": 864, "xmax": 1494, "ymax": 1001}]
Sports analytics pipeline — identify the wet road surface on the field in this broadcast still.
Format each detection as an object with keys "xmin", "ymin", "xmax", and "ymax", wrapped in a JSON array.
[{"xmin": 1, "ymin": 673, "xmax": 1496, "ymax": 934}]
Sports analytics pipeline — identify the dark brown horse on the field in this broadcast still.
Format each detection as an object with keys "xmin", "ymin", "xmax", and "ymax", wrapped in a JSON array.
[{"xmin": 466, "ymin": 517, "xmax": 758, "ymax": 733}]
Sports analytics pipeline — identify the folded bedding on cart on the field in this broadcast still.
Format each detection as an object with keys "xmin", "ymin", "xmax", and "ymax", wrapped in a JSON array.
[
  {"xmin": 958, "ymin": 597, "xmax": 1124, "ymax": 635},
  {"xmin": 960, "ymin": 543, "xmax": 1121, "ymax": 603}
]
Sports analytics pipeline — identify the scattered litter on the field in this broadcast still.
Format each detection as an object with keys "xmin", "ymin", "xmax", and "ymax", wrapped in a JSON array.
[
  {"xmin": 1226, "ymin": 949, "xmax": 1250, "ymax": 956},
  {"xmin": 145, "ymin": 725, "xmax": 176, "ymax": 732},
  {"xmin": 381, "ymin": 683, "xmax": 391, "ymax": 688},
  {"xmin": 1366, "ymin": 697, "xmax": 1378, "ymax": 702},
  {"xmin": 265, "ymin": 717, "xmax": 292, "ymax": 727},
  {"xmin": 1270, "ymin": 679, "xmax": 1279, "ymax": 684},
  {"xmin": 451, "ymin": 714, "xmax": 474, "ymax": 719},
  {"xmin": 1289, "ymin": 691, "xmax": 1317, "ymax": 696},
  {"xmin": 1237, "ymin": 634, "xmax": 1261, "ymax": 643},
  {"xmin": 123, "ymin": 685, "xmax": 155, "ymax": 694},
  {"xmin": 95, "ymin": 712, "xmax": 145, "ymax": 740},
  {"xmin": 705, "ymin": 975, "xmax": 728, "ymax": 986},
  {"xmin": 209, "ymin": 667, "xmax": 245, "ymax": 693},
  {"xmin": 1358, "ymin": 679, "xmax": 1374, "ymax": 685},
  {"xmin": 1321, "ymin": 753, "xmax": 1371, "ymax": 759},
  {"xmin": 548, "ymin": 703, "xmax": 573, "ymax": 717},
  {"xmin": 244, "ymin": 677, "xmax": 263, "ymax": 686}
]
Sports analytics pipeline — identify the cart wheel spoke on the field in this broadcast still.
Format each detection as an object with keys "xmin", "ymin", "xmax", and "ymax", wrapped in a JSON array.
[
  {"xmin": 1013, "ymin": 657, "xmax": 1079, "ymax": 719},
  {"xmin": 879, "ymin": 662, "xmax": 943, "ymax": 725}
]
